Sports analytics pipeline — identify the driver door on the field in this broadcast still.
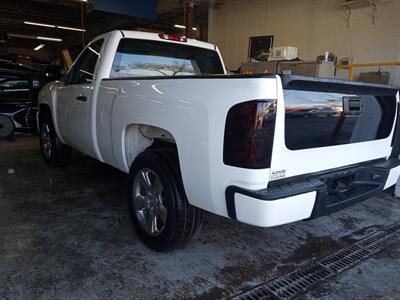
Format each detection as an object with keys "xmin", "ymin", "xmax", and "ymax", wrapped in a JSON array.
[{"xmin": 56, "ymin": 39, "xmax": 103, "ymax": 157}]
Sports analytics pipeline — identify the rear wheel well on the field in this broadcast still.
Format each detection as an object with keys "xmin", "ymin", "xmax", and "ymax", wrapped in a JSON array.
[
  {"xmin": 148, "ymin": 139, "xmax": 177, "ymax": 151},
  {"xmin": 125, "ymin": 124, "xmax": 178, "ymax": 170}
]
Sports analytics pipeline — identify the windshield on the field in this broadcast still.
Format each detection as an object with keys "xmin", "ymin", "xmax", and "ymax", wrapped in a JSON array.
[{"xmin": 110, "ymin": 38, "xmax": 224, "ymax": 78}]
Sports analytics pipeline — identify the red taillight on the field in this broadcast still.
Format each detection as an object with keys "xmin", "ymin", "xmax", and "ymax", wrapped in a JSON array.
[
  {"xmin": 158, "ymin": 33, "xmax": 187, "ymax": 42},
  {"xmin": 223, "ymin": 100, "xmax": 277, "ymax": 169}
]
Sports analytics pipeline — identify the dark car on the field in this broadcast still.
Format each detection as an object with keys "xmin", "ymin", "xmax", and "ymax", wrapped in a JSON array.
[{"xmin": 0, "ymin": 59, "xmax": 62, "ymax": 138}]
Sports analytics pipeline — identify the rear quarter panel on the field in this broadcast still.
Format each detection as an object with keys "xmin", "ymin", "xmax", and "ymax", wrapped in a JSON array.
[{"xmin": 97, "ymin": 77, "xmax": 277, "ymax": 217}]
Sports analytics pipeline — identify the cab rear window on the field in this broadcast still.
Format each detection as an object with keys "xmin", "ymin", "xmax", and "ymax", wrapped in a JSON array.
[{"xmin": 110, "ymin": 38, "xmax": 224, "ymax": 78}]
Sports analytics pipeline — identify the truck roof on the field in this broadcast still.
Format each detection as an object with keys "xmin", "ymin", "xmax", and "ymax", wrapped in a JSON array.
[{"xmin": 119, "ymin": 30, "xmax": 217, "ymax": 51}]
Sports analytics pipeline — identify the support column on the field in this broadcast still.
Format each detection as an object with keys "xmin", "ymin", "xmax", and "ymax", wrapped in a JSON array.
[{"xmin": 185, "ymin": 1, "xmax": 194, "ymax": 38}]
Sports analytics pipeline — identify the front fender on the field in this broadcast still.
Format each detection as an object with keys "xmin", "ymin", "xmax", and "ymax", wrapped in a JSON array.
[{"xmin": 38, "ymin": 81, "xmax": 65, "ymax": 143}]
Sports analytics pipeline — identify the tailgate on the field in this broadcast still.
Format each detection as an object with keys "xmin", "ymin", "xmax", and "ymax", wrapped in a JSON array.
[{"xmin": 270, "ymin": 75, "xmax": 399, "ymax": 181}]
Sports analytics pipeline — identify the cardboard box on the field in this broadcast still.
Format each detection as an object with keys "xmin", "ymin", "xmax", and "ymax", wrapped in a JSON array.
[
  {"xmin": 278, "ymin": 61, "xmax": 335, "ymax": 78},
  {"xmin": 359, "ymin": 72, "xmax": 390, "ymax": 84}
]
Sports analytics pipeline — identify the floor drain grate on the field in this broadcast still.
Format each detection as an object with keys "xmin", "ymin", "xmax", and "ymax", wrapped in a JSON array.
[{"xmin": 232, "ymin": 222, "xmax": 400, "ymax": 300}]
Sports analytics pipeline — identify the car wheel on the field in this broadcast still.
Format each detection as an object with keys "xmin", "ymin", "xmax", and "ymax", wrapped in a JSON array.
[
  {"xmin": 39, "ymin": 112, "xmax": 72, "ymax": 167},
  {"xmin": 0, "ymin": 115, "xmax": 15, "ymax": 138},
  {"xmin": 128, "ymin": 149, "xmax": 203, "ymax": 251}
]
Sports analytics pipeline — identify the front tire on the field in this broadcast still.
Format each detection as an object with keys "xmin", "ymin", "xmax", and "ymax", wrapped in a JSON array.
[
  {"xmin": 39, "ymin": 112, "xmax": 72, "ymax": 167},
  {"xmin": 128, "ymin": 149, "xmax": 203, "ymax": 251}
]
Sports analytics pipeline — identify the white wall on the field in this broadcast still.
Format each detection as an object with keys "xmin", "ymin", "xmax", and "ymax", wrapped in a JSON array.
[{"xmin": 208, "ymin": 0, "xmax": 400, "ymax": 85}]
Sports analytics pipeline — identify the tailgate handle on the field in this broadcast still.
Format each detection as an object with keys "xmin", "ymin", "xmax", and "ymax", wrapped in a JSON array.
[{"xmin": 343, "ymin": 96, "xmax": 363, "ymax": 116}]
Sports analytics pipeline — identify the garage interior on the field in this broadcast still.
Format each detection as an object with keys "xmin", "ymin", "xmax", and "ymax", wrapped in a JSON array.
[{"xmin": 1, "ymin": 0, "xmax": 400, "ymax": 299}]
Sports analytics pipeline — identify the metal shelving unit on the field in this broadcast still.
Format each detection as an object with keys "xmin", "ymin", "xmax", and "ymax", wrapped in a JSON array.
[{"xmin": 339, "ymin": 0, "xmax": 392, "ymax": 27}]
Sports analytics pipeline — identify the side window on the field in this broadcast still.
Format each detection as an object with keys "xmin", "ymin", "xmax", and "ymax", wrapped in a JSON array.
[
  {"xmin": 0, "ymin": 79, "xmax": 31, "ymax": 102},
  {"xmin": 68, "ymin": 39, "xmax": 104, "ymax": 84}
]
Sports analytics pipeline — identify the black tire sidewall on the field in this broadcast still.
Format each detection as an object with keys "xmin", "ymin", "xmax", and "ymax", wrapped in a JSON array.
[
  {"xmin": 128, "ymin": 150, "xmax": 183, "ymax": 251},
  {"xmin": 39, "ymin": 113, "xmax": 57, "ymax": 165}
]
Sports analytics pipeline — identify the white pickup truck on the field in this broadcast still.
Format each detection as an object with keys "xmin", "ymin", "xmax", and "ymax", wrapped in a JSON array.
[{"xmin": 38, "ymin": 30, "xmax": 400, "ymax": 251}]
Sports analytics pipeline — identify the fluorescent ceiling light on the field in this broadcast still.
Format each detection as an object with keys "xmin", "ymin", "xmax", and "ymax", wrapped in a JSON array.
[
  {"xmin": 24, "ymin": 20, "xmax": 85, "ymax": 32},
  {"xmin": 24, "ymin": 21, "xmax": 55, "ymax": 28},
  {"xmin": 37, "ymin": 36, "xmax": 62, "ymax": 42},
  {"xmin": 34, "ymin": 44, "xmax": 45, "ymax": 51},
  {"xmin": 8, "ymin": 33, "xmax": 34, "ymax": 39},
  {"xmin": 4, "ymin": 88, "xmax": 30, "ymax": 92},
  {"xmin": 88, "ymin": 46, "xmax": 100, "ymax": 56},
  {"xmin": 174, "ymin": 24, "xmax": 197, "ymax": 31},
  {"xmin": 57, "ymin": 25, "xmax": 85, "ymax": 32},
  {"xmin": 79, "ymin": 69, "xmax": 93, "ymax": 76},
  {"xmin": 8, "ymin": 33, "xmax": 62, "ymax": 42}
]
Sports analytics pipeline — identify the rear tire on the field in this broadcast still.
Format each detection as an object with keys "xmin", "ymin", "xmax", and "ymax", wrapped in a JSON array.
[
  {"xmin": 39, "ymin": 112, "xmax": 72, "ymax": 167},
  {"xmin": 128, "ymin": 149, "xmax": 203, "ymax": 251}
]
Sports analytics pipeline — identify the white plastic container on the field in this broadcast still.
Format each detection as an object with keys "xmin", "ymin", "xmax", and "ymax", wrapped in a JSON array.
[{"xmin": 269, "ymin": 46, "xmax": 298, "ymax": 61}]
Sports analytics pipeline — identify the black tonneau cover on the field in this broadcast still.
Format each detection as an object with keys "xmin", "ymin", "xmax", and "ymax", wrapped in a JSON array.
[{"xmin": 280, "ymin": 74, "xmax": 398, "ymax": 95}]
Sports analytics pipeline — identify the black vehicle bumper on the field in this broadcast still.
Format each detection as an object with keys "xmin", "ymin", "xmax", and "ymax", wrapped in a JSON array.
[{"xmin": 226, "ymin": 158, "xmax": 400, "ymax": 227}]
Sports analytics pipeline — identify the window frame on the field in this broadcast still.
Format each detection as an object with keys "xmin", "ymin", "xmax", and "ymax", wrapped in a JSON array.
[
  {"xmin": 109, "ymin": 38, "xmax": 225, "ymax": 79},
  {"xmin": 248, "ymin": 35, "xmax": 274, "ymax": 60},
  {"xmin": 66, "ymin": 38, "xmax": 104, "ymax": 85}
]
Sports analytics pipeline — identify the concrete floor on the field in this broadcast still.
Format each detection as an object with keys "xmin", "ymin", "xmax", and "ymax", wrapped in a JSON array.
[{"xmin": 1, "ymin": 136, "xmax": 400, "ymax": 299}]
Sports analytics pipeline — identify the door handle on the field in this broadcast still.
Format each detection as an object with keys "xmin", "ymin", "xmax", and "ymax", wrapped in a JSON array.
[{"xmin": 76, "ymin": 95, "xmax": 87, "ymax": 102}]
